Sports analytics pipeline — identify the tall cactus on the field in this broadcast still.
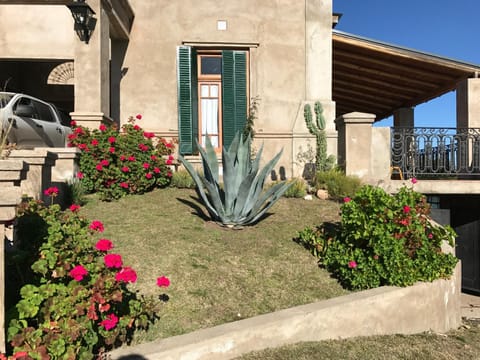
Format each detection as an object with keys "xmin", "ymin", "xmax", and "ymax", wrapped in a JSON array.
[{"xmin": 304, "ymin": 101, "xmax": 330, "ymax": 172}]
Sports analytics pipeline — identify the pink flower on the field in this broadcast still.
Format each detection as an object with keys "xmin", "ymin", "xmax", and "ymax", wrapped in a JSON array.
[
  {"xmin": 150, "ymin": 155, "xmax": 157, "ymax": 161},
  {"xmin": 99, "ymin": 124, "xmax": 107, "ymax": 131},
  {"xmin": 136, "ymin": 114, "xmax": 142, "ymax": 120},
  {"xmin": 70, "ymin": 120, "xmax": 77, "ymax": 127},
  {"xmin": 78, "ymin": 143, "xmax": 87, "ymax": 151},
  {"xmin": 428, "ymin": 233, "xmax": 433, "ymax": 239},
  {"xmin": 143, "ymin": 131, "xmax": 155, "ymax": 139},
  {"xmin": 133, "ymin": 125, "xmax": 141, "ymax": 131},
  {"xmin": 156, "ymin": 276, "xmax": 170, "ymax": 288},
  {"xmin": 67, "ymin": 133, "xmax": 77, "ymax": 140},
  {"xmin": 100, "ymin": 159, "xmax": 109, "ymax": 166},
  {"xmin": 91, "ymin": 139, "xmax": 99, "ymax": 146},
  {"xmin": 108, "ymin": 136, "xmax": 116, "ymax": 144},
  {"xmin": 104, "ymin": 254, "xmax": 123, "ymax": 268},
  {"xmin": 121, "ymin": 166, "xmax": 130, "ymax": 173},
  {"xmin": 69, "ymin": 265, "xmax": 88, "ymax": 281},
  {"xmin": 69, "ymin": 204, "xmax": 81, "ymax": 212},
  {"xmin": 153, "ymin": 167, "xmax": 160, "ymax": 174},
  {"xmin": 138, "ymin": 144, "xmax": 149, "ymax": 152},
  {"xmin": 74, "ymin": 127, "xmax": 84, "ymax": 134},
  {"xmin": 44, "ymin": 186, "xmax": 59, "ymax": 196},
  {"xmin": 120, "ymin": 155, "xmax": 126, "ymax": 161},
  {"xmin": 95, "ymin": 239, "xmax": 113, "ymax": 251},
  {"xmin": 96, "ymin": 164, "xmax": 103, "ymax": 171},
  {"xmin": 168, "ymin": 155, "xmax": 174, "ymax": 160},
  {"xmin": 411, "ymin": 177, "xmax": 417, "ymax": 184},
  {"xmin": 109, "ymin": 147, "xmax": 115, "ymax": 154},
  {"xmin": 403, "ymin": 205, "xmax": 411, "ymax": 214},
  {"xmin": 343, "ymin": 197, "xmax": 351, "ymax": 203},
  {"xmin": 100, "ymin": 313, "xmax": 118, "ymax": 331},
  {"xmin": 166, "ymin": 142, "xmax": 173, "ymax": 149},
  {"xmin": 120, "ymin": 182, "xmax": 129, "ymax": 189},
  {"xmin": 143, "ymin": 162, "xmax": 150, "ymax": 169},
  {"xmin": 399, "ymin": 218, "xmax": 409, "ymax": 226},
  {"xmin": 128, "ymin": 155, "xmax": 136, "ymax": 162},
  {"xmin": 166, "ymin": 159, "xmax": 173, "ymax": 165},
  {"xmin": 77, "ymin": 171, "xmax": 84, "ymax": 179},
  {"xmin": 115, "ymin": 266, "xmax": 137, "ymax": 283},
  {"xmin": 89, "ymin": 220, "xmax": 105, "ymax": 232},
  {"xmin": 348, "ymin": 260, "xmax": 357, "ymax": 269},
  {"xmin": 145, "ymin": 173, "xmax": 153, "ymax": 179}
]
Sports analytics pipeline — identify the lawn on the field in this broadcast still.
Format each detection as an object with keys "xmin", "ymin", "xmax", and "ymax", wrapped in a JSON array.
[{"xmin": 80, "ymin": 187, "xmax": 349, "ymax": 344}]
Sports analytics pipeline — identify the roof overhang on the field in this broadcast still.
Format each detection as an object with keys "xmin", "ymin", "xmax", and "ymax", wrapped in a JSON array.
[{"xmin": 333, "ymin": 30, "xmax": 480, "ymax": 121}]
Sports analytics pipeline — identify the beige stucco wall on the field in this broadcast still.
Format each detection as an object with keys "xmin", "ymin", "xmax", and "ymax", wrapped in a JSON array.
[{"xmin": 0, "ymin": 5, "xmax": 74, "ymax": 59}]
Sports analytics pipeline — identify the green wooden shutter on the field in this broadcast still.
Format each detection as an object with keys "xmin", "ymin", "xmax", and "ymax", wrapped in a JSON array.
[
  {"xmin": 177, "ymin": 46, "xmax": 198, "ymax": 154},
  {"xmin": 222, "ymin": 50, "xmax": 247, "ymax": 149}
]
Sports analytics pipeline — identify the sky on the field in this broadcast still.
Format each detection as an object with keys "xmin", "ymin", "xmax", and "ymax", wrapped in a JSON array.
[{"xmin": 332, "ymin": 0, "xmax": 480, "ymax": 128}]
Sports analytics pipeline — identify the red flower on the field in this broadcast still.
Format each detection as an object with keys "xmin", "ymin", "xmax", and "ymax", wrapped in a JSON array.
[
  {"xmin": 411, "ymin": 177, "xmax": 418, "ymax": 184},
  {"xmin": 143, "ymin": 162, "xmax": 150, "ymax": 169},
  {"xmin": 120, "ymin": 182, "xmax": 129, "ymax": 189},
  {"xmin": 128, "ymin": 155, "xmax": 136, "ymax": 162},
  {"xmin": 77, "ymin": 171, "xmax": 84, "ymax": 179},
  {"xmin": 145, "ymin": 173, "xmax": 153, "ymax": 179},
  {"xmin": 100, "ymin": 313, "xmax": 118, "ymax": 331},
  {"xmin": 109, "ymin": 147, "xmax": 115, "ymax": 154},
  {"xmin": 70, "ymin": 120, "xmax": 77, "ymax": 127},
  {"xmin": 166, "ymin": 142, "xmax": 173, "ymax": 149},
  {"xmin": 89, "ymin": 220, "xmax": 104, "ymax": 232},
  {"xmin": 104, "ymin": 253, "xmax": 123, "ymax": 268},
  {"xmin": 133, "ymin": 125, "xmax": 141, "ymax": 130},
  {"xmin": 166, "ymin": 159, "xmax": 173, "ymax": 165},
  {"xmin": 99, "ymin": 124, "xmax": 107, "ymax": 131},
  {"xmin": 428, "ymin": 233, "xmax": 433, "ymax": 239},
  {"xmin": 69, "ymin": 265, "xmax": 88, "ymax": 281},
  {"xmin": 167, "ymin": 171, "xmax": 172, "ymax": 178},
  {"xmin": 156, "ymin": 276, "xmax": 170, "ymax": 288},
  {"xmin": 121, "ymin": 166, "xmax": 130, "ymax": 173},
  {"xmin": 108, "ymin": 136, "xmax": 116, "ymax": 144},
  {"xmin": 67, "ymin": 133, "xmax": 77, "ymax": 140},
  {"xmin": 115, "ymin": 266, "xmax": 137, "ymax": 283},
  {"xmin": 343, "ymin": 197, "xmax": 351, "ymax": 203},
  {"xmin": 100, "ymin": 159, "xmax": 109, "ymax": 167},
  {"xmin": 348, "ymin": 260, "xmax": 357, "ymax": 269},
  {"xmin": 138, "ymin": 144, "xmax": 149, "ymax": 152},
  {"xmin": 150, "ymin": 155, "xmax": 157, "ymax": 161},
  {"xmin": 69, "ymin": 204, "xmax": 81, "ymax": 212},
  {"xmin": 96, "ymin": 164, "xmax": 103, "ymax": 171},
  {"xmin": 95, "ymin": 239, "xmax": 113, "ymax": 251},
  {"xmin": 143, "ymin": 131, "xmax": 155, "ymax": 139},
  {"xmin": 44, "ymin": 186, "xmax": 59, "ymax": 196},
  {"xmin": 136, "ymin": 114, "xmax": 142, "ymax": 120},
  {"xmin": 120, "ymin": 155, "xmax": 126, "ymax": 161},
  {"xmin": 74, "ymin": 127, "xmax": 84, "ymax": 134},
  {"xmin": 153, "ymin": 167, "xmax": 160, "ymax": 174},
  {"xmin": 403, "ymin": 205, "xmax": 411, "ymax": 214},
  {"xmin": 399, "ymin": 218, "xmax": 409, "ymax": 226},
  {"xmin": 91, "ymin": 139, "xmax": 99, "ymax": 146},
  {"xmin": 78, "ymin": 143, "xmax": 88, "ymax": 151},
  {"xmin": 99, "ymin": 303, "xmax": 111, "ymax": 313}
]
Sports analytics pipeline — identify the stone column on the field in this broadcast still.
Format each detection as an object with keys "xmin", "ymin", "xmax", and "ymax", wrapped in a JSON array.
[
  {"xmin": 7, "ymin": 149, "xmax": 58, "ymax": 202},
  {"xmin": 393, "ymin": 107, "xmax": 414, "ymax": 128},
  {"xmin": 70, "ymin": 0, "xmax": 111, "ymax": 129},
  {"xmin": 335, "ymin": 112, "xmax": 376, "ymax": 179},
  {"xmin": 457, "ymin": 78, "xmax": 480, "ymax": 129}
]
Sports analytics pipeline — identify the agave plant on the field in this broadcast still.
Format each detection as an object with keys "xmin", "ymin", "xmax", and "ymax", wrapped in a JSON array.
[{"xmin": 178, "ymin": 132, "xmax": 292, "ymax": 227}]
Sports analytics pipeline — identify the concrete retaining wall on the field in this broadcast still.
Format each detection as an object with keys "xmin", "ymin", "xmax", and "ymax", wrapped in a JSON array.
[{"xmin": 110, "ymin": 263, "xmax": 461, "ymax": 360}]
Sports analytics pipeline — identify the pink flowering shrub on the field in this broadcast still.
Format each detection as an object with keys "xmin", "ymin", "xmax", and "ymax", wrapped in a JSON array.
[
  {"xmin": 297, "ymin": 181, "xmax": 458, "ymax": 290},
  {"xmin": 7, "ymin": 198, "xmax": 170, "ymax": 358},
  {"xmin": 68, "ymin": 115, "xmax": 176, "ymax": 201}
]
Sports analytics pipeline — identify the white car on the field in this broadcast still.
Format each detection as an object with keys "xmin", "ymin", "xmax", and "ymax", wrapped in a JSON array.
[{"xmin": 0, "ymin": 92, "xmax": 72, "ymax": 148}]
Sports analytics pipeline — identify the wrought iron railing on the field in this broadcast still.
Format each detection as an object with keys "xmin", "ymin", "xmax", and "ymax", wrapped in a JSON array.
[{"xmin": 391, "ymin": 127, "xmax": 480, "ymax": 179}]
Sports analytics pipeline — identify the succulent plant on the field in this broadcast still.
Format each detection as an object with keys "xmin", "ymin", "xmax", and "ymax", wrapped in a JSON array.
[{"xmin": 178, "ymin": 132, "xmax": 292, "ymax": 227}]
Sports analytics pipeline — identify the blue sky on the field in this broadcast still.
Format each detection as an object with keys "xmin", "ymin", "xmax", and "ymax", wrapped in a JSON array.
[{"xmin": 333, "ymin": 1, "xmax": 480, "ymax": 127}]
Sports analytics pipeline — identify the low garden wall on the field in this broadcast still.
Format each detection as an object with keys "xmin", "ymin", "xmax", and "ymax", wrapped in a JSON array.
[{"xmin": 110, "ymin": 262, "xmax": 461, "ymax": 360}]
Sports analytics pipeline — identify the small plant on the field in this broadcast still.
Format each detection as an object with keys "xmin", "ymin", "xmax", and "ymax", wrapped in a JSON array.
[
  {"xmin": 313, "ymin": 169, "xmax": 362, "ymax": 200},
  {"xmin": 170, "ymin": 169, "xmax": 196, "ymax": 189},
  {"xmin": 7, "ymin": 194, "xmax": 170, "ymax": 358},
  {"xmin": 282, "ymin": 178, "xmax": 307, "ymax": 198},
  {"xmin": 68, "ymin": 115, "xmax": 175, "ymax": 201},
  {"xmin": 243, "ymin": 96, "xmax": 260, "ymax": 140},
  {"xmin": 178, "ymin": 132, "xmax": 292, "ymax": 228},
  {"xmin": 65, "ymin": 176, "xmax": 87, "ymax": 206},
  {"xmin": 298, "ymin": 180, "xmax": 458, "ymax": 290},
  {"xmin": 303, "ymin": 102, "xmax": 335, "ymax": 173}
]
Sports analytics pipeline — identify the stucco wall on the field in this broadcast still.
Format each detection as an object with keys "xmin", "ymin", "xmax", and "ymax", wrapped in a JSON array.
[{"xmin": 0, "ymin": 5, "xmax": 74, "ymax": 59}]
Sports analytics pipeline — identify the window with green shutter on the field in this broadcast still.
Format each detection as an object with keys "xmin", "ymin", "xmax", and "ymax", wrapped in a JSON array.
[{"xmin": 177, "ymin": 46, "xmax": 248, "ymax": 154}]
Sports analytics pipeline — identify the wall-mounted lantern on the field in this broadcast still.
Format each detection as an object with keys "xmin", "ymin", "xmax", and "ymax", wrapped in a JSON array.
[{"xmin": 67, "ymin": 0, "xmax": 97, "ymax": 44}]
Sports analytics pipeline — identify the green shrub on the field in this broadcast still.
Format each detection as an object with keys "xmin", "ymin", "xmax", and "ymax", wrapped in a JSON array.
[
  {"xmin": 313, "ymin": 169, "xmax": 362, "ymax": 200},
  {"xmin": 297, "ymin": 181, "xmax": 458, "ymax": 290},
  {"xmin": 7, "ymin": 196, "xmax": 170, "ymax": 358},
  {"xmin": 283, "ymin": 178, "xmax": 307, "ymax": 198},
  {"xmin": 170, "ymin": 169, "xmax": 196, "ymax": 189},
  {"xmin": 68, "ymin": 115, "xmax": 175, "ymax": 201}
]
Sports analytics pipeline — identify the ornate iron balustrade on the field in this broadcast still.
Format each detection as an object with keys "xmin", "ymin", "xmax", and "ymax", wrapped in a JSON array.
[{"xmin": 391, "ymin": 127, "xmax": 480, "ymax": 179}]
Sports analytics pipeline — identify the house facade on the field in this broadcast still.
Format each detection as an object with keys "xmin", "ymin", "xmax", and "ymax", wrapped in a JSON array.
[{"xmin": 0, "ymin": 0, "xmax": 338, "ymax": 177}]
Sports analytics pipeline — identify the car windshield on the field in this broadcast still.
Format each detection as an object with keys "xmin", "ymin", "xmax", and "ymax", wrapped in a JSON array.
[{"xmin": 0, "ymin": 93, "xmax": 14, "ymax": 109}]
